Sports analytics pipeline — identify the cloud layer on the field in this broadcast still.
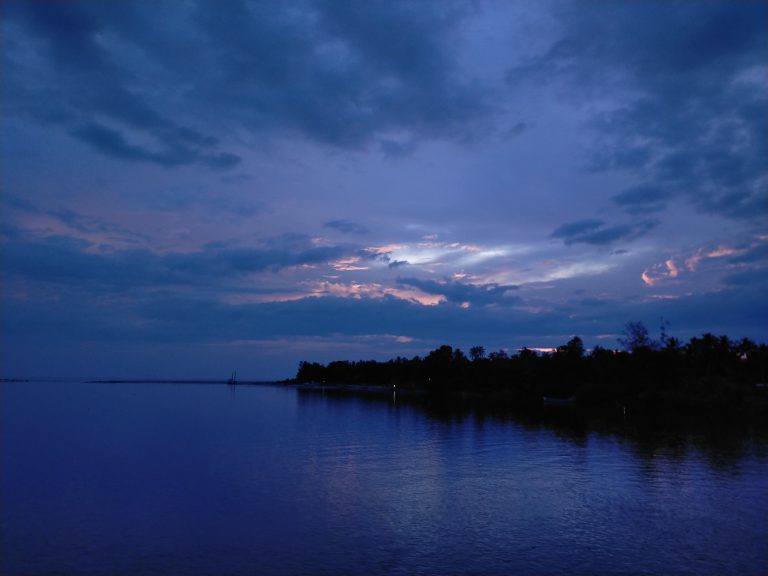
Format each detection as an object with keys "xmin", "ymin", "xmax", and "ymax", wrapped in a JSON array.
[{"xmin": 2, "ymin": 0, "xmax": 766, "ymax": 378}]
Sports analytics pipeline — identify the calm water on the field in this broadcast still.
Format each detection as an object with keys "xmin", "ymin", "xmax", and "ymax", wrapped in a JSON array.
[{"xmin": 2, "ymin": 381, "xmax": 767, "ymax": 576}]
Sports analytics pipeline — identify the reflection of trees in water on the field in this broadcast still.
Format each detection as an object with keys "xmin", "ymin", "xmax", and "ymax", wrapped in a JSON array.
[
  {"xmin": 295, "ymin": 383, "xmax": 767, "ymax": 470},
  {"xmin": 625, "ymin": 416, "xmax": 764, "ymax": 472}
]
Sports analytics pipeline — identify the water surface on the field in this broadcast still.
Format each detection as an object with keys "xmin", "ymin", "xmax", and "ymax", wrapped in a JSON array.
[{"xmin": 2, "ymin": 380, "xmax": 766, "ymax": 575}]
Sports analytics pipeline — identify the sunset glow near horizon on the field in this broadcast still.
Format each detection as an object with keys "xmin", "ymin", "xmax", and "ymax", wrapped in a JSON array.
[{"xmin": 2, "ymin": 1, "xmax": 766, "ymax": 379}]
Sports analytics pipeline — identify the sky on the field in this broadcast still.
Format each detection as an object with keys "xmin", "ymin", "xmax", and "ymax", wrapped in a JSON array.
[{"xmin": 2, "ymin": 0, "xmax": 767, "ymax": 380}]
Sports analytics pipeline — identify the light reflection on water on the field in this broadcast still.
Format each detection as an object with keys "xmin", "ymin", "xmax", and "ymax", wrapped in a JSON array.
[{"xmin": 1, "ymin": 380, "xmax": 767, "ymax": 575}]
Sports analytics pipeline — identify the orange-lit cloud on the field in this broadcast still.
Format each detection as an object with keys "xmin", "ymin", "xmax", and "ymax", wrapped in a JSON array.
[
  {"xmin": 642, "ymin": 258, "xmax": 680, "ymax": 286},
  {"xmin": 223, "ymin": 279, "xmax": 446, "ymax": 306},
  {"xmin": 644, "ymin": 239, "xmax": 758, "ymax": 287},
  {"xmin": 331, "ymin": 257, "xmax": 369, "ymax": 271},
  {"xmin": 641, "ymin": 270, "xmax": 656, "ymax": 286},
  {"xmin": 707, "ymin": 247, "xmax": 737, "ymax": 258},
  {"xmin": 665, "ymin": 259, "xmax": 679, "ymax": 277},
  {"xmin": 685, "ymin": 244, "xmax": 741, "ymax": 272},
  {"xmin": 685, "ymin": 252, "xmax": 702, "ymax": 271},
  {"xmin": 363, "ymin": 244, "xmax": 403, "ymax": 255},
  {"xmin": 309, "ymin": 281, "xmax": 444, "ymax": 305}
]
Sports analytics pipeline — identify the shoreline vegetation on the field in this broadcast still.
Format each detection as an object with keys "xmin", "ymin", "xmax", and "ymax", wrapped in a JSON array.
[{"xmin": 288, "ymin": 323, "xmax": 768, "ymax": 419}]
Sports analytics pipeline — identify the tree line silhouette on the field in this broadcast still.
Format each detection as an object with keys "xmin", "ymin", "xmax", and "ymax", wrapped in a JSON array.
[{"xmin": 294, "ymin": 322, "xmax": 768, "ymax": 414}]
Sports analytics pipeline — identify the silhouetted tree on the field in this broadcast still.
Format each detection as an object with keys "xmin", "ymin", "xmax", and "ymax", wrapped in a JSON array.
[
  {"xmin": 557, "ymin": 336, "xmax": 584, "ymax": 359},
  {"xmin": 488, "ymin": 349, "xmax": 509, "ymax": 361},
  {"xmin": 619, "ymin": 321, "xmax": 657, "ymax": 352},
  {"xmin": 659, "ymin": 317, "xmax": 671, "ymax": 347},
  {"xmin": 470, "ymin": 346, "xmax": 486, "ymax": 361}
]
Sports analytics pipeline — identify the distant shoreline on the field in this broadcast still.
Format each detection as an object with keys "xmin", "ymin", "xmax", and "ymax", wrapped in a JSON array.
[{"xmin": 84, "ymin": 379, "xmax": 279, "ymax": 385}]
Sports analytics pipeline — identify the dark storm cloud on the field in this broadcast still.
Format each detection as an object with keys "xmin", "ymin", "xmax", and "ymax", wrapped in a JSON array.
[
  {"xmin": 1, "ymin": 193, "xmax": 39, "ymax": 213},
  {"xmin": 164, "ymin": 242, "xmax": 344, "ymax": 278},
  {"xmin": 722, "ymin": 268, "xmax": 768, "ymax": 288},
  {"xmin": 2, "ymin": 0, "xmax": 488, "ymax": 168},
  {"xmin": 550, "ymin": 220, "xmax": 602, "ymax": 239},
  {"xmin": 189, "ymin": 0, "xmax": 486, "ymax": 146},
  {"xmin": 0, "ymin": 194, "xmax": 152, "ymax": 247},
  {"xmin": 397, "ymin": 277, "xmax": 518, "ymax": 306},
  {"xmin": 2, "ymin": 1, "xmax": 243, "ymax": 170},
  {"xmin": 561, "ymin": 284, "xmax": 768, "ymax": 342},
  {"xmin": 8, "ymin": 274, "xmax": 764, "ymax": 352},
  {"xmin": 551, "ymin": 218, "xmax": 657, "ymax": 246},
  {"xmin": 728, "ymin": 242, "xmax": 768, "ymax": 266},
  {"xmin": 3, "ymin": 235, "xmax": 160, "ymax": 288},
  {"xmin": 515, "ymin": 0, "xmax": 768, "ymax": 221},
  {"xmin": 612, "ymin": 185, "xmax": 672, "ymax": 215},
  {"xmin": 123, "ymin": 293, "xmax": 535, "ymax": 345},
  {"xmin": 137, "ymin": 184, "xmax": 260, "ymax": 215},
  {"xmin": 71, "ymin": 122, "xmax": 238, "ymax": 169},
  {"xmin": 3, "ymin": 231, "xmax": 345, "ymax": 289},
  {"xmin": 324, "ymin": 220, "xmax": 369, "ymax": 235}
]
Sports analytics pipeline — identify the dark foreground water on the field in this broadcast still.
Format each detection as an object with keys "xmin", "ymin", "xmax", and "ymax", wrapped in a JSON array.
[{"xmin": 1, "ymin": 381, "xmax": 767, "ymax": 576}]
